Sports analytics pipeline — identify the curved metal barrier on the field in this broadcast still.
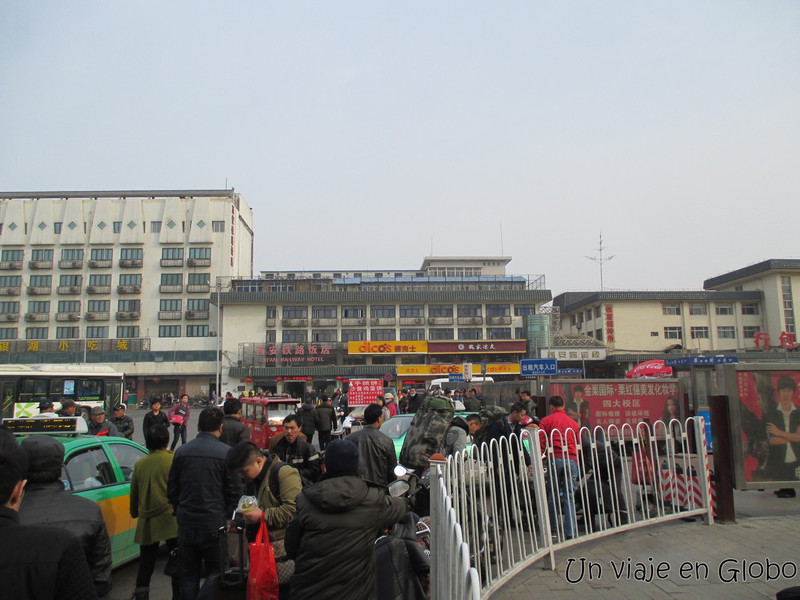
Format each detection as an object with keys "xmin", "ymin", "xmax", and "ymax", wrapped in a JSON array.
[{"xmin": 430, "ymin": 417, "xmax": 714, "ymax": 599}]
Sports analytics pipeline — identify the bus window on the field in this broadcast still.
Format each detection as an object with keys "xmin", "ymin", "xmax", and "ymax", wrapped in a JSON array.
[
  {"xmin": 78, "ymin": 379, "xmax": 103, "ymax": 402},
  {"xmin": 20, "ymin": 379, "xmax": 49, "ymax": 402}
]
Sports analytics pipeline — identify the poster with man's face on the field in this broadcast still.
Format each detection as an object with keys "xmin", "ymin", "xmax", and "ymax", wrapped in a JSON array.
[{"xmin": 733, "ymin": 368, "xmax": 800, "ymax": 486}]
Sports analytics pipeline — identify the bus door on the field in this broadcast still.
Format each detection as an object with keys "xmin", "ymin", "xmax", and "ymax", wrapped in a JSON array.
[{"xmin": 0, "ymin": 379, "xmax": 16, "ymax": 418}]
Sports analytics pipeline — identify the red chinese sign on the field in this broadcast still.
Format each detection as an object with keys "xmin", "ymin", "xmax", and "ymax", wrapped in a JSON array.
[
  {"xmin": 548, "ymin": 379, "xmax": 681, "ymax": 430},
  {"xmin": 254, "ymin": 344, "xmax": 334, "ymax": 365},
  {"xmin": 347, "ymin": 379, "xmax": 385, "ymax": 406},
  {"xmin": 604, "ymin": 305, "xmax": 615, "ymax": 343},
  {"xmin": 427, "ymin": 340, "xmax": 526, "ymax": 354}
]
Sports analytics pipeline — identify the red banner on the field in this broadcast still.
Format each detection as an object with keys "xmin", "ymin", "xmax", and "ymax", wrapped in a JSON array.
[
  {"xmin": 347, "ymin": 379, "xmax": 385, "ymax": 406},
  {"xmin": 548, "ymin": 379, "xmax": 681, "ymax": 429},
  {"xmin": 427, "ymin": 340, "xmax": 526, "ymax": 354}
]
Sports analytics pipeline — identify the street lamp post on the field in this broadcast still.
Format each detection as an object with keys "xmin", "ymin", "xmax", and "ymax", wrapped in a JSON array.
[{"xmin": 216, "ymin": 276, "xmax": 221, "ymax": 398}]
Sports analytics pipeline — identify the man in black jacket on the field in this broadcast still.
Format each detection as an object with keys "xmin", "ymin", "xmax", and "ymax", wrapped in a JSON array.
[
  {"xmin": 167, "ymin": 407, "xmax": 243, "ymax": 600},
  {"xmin": 285, "ymin": 440, "xmax": 405, "ymax": 599},
  {"xmin": 299, "ymin": 399, "xmax": 317, "ymax": 445},
  {"xmin": 272, "ymin": 414, "xmax": 321, "ymax": 483},
  {"xmin": 219, "ymin": 397, "xmax": 251, "ymax": 447},
  {"xmin": 110, "ymin": 404, "xmax": 135, "ymax": 440},
  {"xmin": 142, "ymin": 397, "xmax": 170, "ymax": 438},
  {"xmin": 0, "ymin": 434, "xmax": 98, "ymax": 600},
  {"xmin": 347, "ymin": 403, "xmax": 397, "ymax": 487},
  {"xmin": 314, "ymin": 395, "xmax": 338, "ymax": 450},
  {"xmin": 18, "ymin": 435, "xmax": 112, "ymax": 600}
]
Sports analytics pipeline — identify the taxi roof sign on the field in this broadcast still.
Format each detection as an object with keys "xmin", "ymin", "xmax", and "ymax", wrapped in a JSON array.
[{"xmin": 3, "ymin": 416, "xmax": 89, "ymax": 435}]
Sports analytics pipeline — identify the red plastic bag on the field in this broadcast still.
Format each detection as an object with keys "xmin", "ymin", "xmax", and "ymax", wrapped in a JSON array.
[{"xmin": 247, "ymin": 517, "xmax": 279, "ymax": 600}]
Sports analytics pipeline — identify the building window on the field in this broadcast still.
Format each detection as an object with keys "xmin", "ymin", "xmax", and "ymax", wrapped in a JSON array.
[
  {"xmin": 586, "ymin": 310, "xmax": 593, "ymax": 322},
  {"xmin": 662, "ymin": 303, "xmax": 681, "ymax": 316},
  {"xmin": 595, "ymin": 329, "xmax": 603, "ymax": 341},
  {"xmin": 312, "ymin": 306, "xmax": 337, "ymax": 319},
  {"xmin": 341, "ymin": 329, "xmax": 367, "ymax": 342},
  {"xmin": 486, "ymin": 304, "xmax": 510, "ymax": 317},
  {"xmin": 87, "ymin": 300, "xmax": 110, "ymax": 312},
  {"xmin": 118, "ymin": 300, "xmax": 140, "ymax": 311},
  {"xmin": 56, "ymin": 327, "xmax": 80, "ymax": 339},
  {"xmin": 664, "ymin": 327, "xmax": 683, "ymax": 339},
  {"xmin": 429, "ymin": 328, "xmax": 454, "ymax": 340},
  {"xmin": 150, "ymin": 221, "xmax": 162, "ymax": 233},
  {"xmin": 0, "ymin": 328, "xmax": 18, "ymax": 339},
  {"xmin": 282, "ymin": 306, "xmax": 308, "ymax": 319},
  {"xmin": 514, "ymin": 305, "xmax": 536, "ymax": 317},
  {"xmin": 162, "ymin": 247, "xmax": 184, "ymax": 260},
  {"xmin": 429, "ymin": 304, "xmax": 453, "ymax": 318},
  {"xmin": 26, "ymin": 327, "xmax": 49, "ymax": 339},
  {"xmin": 515, "ymin": 327, "xmax": 524, "ymax": 338},
  {"xmin": 30, "ymin": 275, "xmax": 52, "ymax": 287},
  {"xmin": 90, "ymin": 248, "xmax": 113, "ymax": 261},
  {"xmin": 399, "ymin": 328, "xmax": 425, "ymax": 341},
  {"xmin": 717, "ymin": 326, "xmax": 736, "ymax": 339},
  {"xmin": 311, "ymin": 330, "xmax": 337, "ymax": 343},
  {"xmin": 0, "ymin": 301, "xmax": 20, "ymax": 313},
  {"xmin": 370, "ymin": 305, "xmax": 396, "ymax": 318},
  {"xmin": 212, "ymin": 221, "xmax": 225, "ymax": 232},
  {"xmin": 187, "ymin": 299, "xmax": 208, "ymax": 311},
  {"xmin": 113, "ymin": 222, "xmax": 121, "ymax": 233},
  {"xmin": 27, "ymin": 301, "xmax": 50, "ymax": 313},
  {"xmin": 61, "ymin": 248, "xmax": 84, "ymax": 261},
  {"xmin": 266, "ymin": 330, "xmax": 277, "ymax": 343},
  {"xmin": 0, "ymin": 276, "xmax": 22, "ymax": 287},
  {"xmin": 341, "ymin": 305, "xmax": 366, "ymax": 318},
  {"xmin": 53, "ymin": 222, "xmax": 62, "ymax": 234},
  {"xmin": 715, "ymin": 303, "xmax": 733, "ymax": 315},
  {"xmin": 398, "ymin": 305, "xmax": 424, "ymax": 318},
  {"xmin": 120, "ymin": 248, "xmax": 143, "ymax": 260},
  {"xmin": 160, "ymin": 273, "xmax": 183, "ymax": 286},
  {"xmin": 59, "ymin": 274, "xmax": 82, "ymax": 286},
  {"xmin": 88, "ymin": 274, "xmax": 111, "ymax": 286},
  {"xmin": 117, "ymin": 326, "xmax": 140, "ymax": 338},
  {"xmin": 781, "ymin": 276, "xmax": 795, "ymax": 334},
  {"xmin": 689, "ymin": 303, "xmax": 707, "ymax": 316},
  {"xmin": 282, "ymin": 330, "xmax": 308, "ymax": 343},
  {"xmin": 741, "ymin": 303, "xmax": 759, "ymax": 315},
  {"xmin": 31, "ymin": 249, "xmax": 53, "ymax": 261},
  {"xmin": 159, "ymin": 325, "xmax": 181, "ymax": 338},
  {"xmin": 690, "ymin": 326, "xmax": 709, "ymax": 339},
  {"xmin": 743, "ymin": 326, "xmax": 760, "ymax": 339},
  {"xmin": 120, "ymin": 274, "xmax": 142, "ymax": 285},
  {"xmin": 371, "ymin": 329, "xmax": 395, "ymax": 340},
  {"xmin": 266, "ymin": 306, "xmax": 277, "ymax": 319},
  {"xmin": 487, "ymin": 328, "xmax": 512, "ymax": 339},
  {"xmin": 457, "ymin": 304, "xmax": 482, "ymax": 317},
  {"xmin": 595, "ymin": 306, "xmax": 602, "ymax": 319},
  {"xmin": 188, "ymin": 273, "xmax": 210, "ymax": 285},
  {"xmin": 189, "ymin": 247, "xmax": 212, "ymax": 259},
  {"xmin": 86, "ymin": 326, "xmax": 109, "ymax": 339},
  {"xmin": 160, "ymin": 299, "xmax": 182, "ymax": 311},
  {"xmin": 187, "ymin": 325, "xmax": 209, "ymax": 337},
  {"xmin": 1, "ymin": 249, "xmax": 22, "ymax": 261},
  {"xmin": 458, "ymin": 328, "xmax": 482, "ymax": 340},
  {"xmin": 57, "ymin": 301, "xmax": 80, "ymax": 312}
]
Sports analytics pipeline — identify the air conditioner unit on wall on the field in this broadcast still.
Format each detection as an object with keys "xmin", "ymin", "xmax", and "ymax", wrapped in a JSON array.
[{"xmin": 416, "ymin": 317, "xmax": 424, "ymax": 324}]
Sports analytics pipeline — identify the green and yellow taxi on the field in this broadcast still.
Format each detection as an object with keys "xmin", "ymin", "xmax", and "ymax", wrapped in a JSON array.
[{"xmin": 5, "ymin": 417, "xmax": 148, "ymax": 568}]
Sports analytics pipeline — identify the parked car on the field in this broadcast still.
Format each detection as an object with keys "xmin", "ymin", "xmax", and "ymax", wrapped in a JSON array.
[{"xmin": 6, "ymin": 416, "xmax": 148, "ymax": 568}]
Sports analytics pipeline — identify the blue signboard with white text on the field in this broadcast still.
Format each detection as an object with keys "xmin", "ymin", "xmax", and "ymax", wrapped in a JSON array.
[
  {"xmin": 521, "ymin": 359, "xmax": 558, "ymax": 377},
  {"xmin": 664, "ymin": 356, "xmax": 739, "ymax": 367}
]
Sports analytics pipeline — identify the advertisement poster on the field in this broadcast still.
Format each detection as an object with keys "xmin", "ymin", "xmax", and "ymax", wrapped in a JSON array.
[
  {"xmin": 347, "ymin": 379, "xmax": 385, "ymax": 406},
  {"xmin": 734, "ymin": 369, "xmax": 800, "ymax": 486},
  {"xmin": 548, "ymin": 379, "xmax": 681, "ymax": 430}
]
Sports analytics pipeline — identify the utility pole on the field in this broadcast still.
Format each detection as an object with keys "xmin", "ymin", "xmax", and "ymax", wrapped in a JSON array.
[{"xmin": 585, "ymin": 234, "xmax": 614, "ymax": 291}]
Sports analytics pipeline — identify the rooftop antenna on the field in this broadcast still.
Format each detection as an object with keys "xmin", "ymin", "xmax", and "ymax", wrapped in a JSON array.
[
  {"xmin": 430, "ymin": 234, "xmax": 433, "ymax": 256},
  {"xmin": 500, "ymin": 224, "xmax": 504, "ymax": 255},
  {"xmin": 585, "ymin": 233, "xmax": 614, "ymax": 291},
  {"xmin": 225, "ymin": 177, "xmax": 228, "ymax": 189}
]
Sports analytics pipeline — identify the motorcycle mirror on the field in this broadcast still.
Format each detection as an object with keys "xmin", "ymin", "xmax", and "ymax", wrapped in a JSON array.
[
  {"xmin": 394, "ymin": 464, "xmax": 408, "ymax": 477},
  {"xmin": 388, "ymin": 480, "xmax": 410, "ymax": 497}
]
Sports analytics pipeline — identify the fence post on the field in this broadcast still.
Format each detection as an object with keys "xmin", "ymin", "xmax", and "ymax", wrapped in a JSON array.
[
  {"xmin": 429, "ymin": 456, "xmax": 447, "ymax": 600},
  {"xmin": 708, "ymin": 395, "xmax": 736, "ymax": 523},
  {"xmin": 527, "ymin": 429, "xmax": 556, "ymax": 570}
]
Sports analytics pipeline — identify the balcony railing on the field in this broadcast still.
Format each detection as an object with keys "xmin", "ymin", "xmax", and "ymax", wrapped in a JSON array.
[
  {"xmin": 58, "ymin": 260, "xmax": 83, "ymax": 269},
  {"xmin": 119, "ymin": 259, "xmax": 143, "ymax": 268},
  {"xmin": 457, "ymin": 316, "xmax": 484, "ymax": 326},
  {"xmin": 160, "ymin": 259, "xmax": 184, "ymax": 267},
  {"xmin": 158, "ymin": 311, "xmax": 183, "ymax": 320},
  {"xmin": 1, "ymin": 313, "xmax": 20, "ymax": 322},
  {"xmin": 187, "ymin": 284, "xmax": 211, "ymax": 293},
  {"xmin": 281, "ymin": 318, "xmax": 308, "ymax": 327},
  {"xmin": 159, "ymin": 285, "xmax": 183, "ymax": 293},
  {"xmin": 88, "ymin": 259, "xmax": 113, "ymax": 268},
  {"xmin": 117, "ymin": 284, "xmax": 142, "ymax": 294},
  {"xmin": 28, "ymin": 286, "xmax": 52, "ymax": 295},
  {"xmin": 56, "ymin": 312, "xmax": 81, "ymax": 322},
  {"xmin": 0, "ymin": 287, "xmax": 21, "ymax": 296},
  {"xmin": 25, "ymin": 312, "xmax": 50, "ymax": 322},
  {"xmin": 116, "ymin": 311, "xmax": 141, "ymax": 321},
  {"xmin": 186, "ymin": 310, "xmax": 209, "ymax": 320},
  {"xmin": 187, "ymin": 258, "xmax": 211, "ymax": 267},
  {"xmin": 0, "ymin": 261, "xmax": 22, "ymax": 270},
  {"xmin": 57, "ymin": 286, "xmax": 82, "ymax": 295},
  {"xmin": 85, "ymin": 312, "xmax": 110, "ymax": 321},
  {"xmin": 28, "ymin": 261, "xmax": 53, "ymax": 270},
  {"xmin": 86, "ymin": 285, "xmax": 111, "ymax": 295}
]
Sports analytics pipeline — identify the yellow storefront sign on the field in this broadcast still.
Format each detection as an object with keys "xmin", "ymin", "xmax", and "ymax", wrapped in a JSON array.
[
  {"xmin": 397, "ymin": 363, "xmax": 520, "ymax": 376},
  {"xmin": 348, "ymin": 341, "xmax": 429, "ymax": 354}
]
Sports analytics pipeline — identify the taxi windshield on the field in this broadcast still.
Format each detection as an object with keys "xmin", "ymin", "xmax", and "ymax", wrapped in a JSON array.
[{"xmin": 380, "ymin": 416, "xmax": 412, "ymax": 440}]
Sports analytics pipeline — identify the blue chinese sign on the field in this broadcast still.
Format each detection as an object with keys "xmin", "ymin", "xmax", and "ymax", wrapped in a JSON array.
[
  {"xmin": 448, "ymin": 374, "xmax": 465, "ymax": 382},
  {"xmin": 557, "ymin": 368, "xmax": 585, "ymax": 376},
  {"xmin": 521, "ymin": 359, "xmax": 558, "ymax": 377},
  {"xmin": 664, "ymin": 356, "xmax": 739, "ymax": 367}
]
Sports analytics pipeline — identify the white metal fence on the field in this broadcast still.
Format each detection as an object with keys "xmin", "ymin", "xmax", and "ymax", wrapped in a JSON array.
[{"xmin": 430, "ymin": 417, "xmax": 714, "ymax": 599}]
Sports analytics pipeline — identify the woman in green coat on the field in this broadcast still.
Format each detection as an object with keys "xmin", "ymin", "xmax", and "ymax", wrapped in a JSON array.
[{"xmin": 129, "ymin": 424, "xmax": 179, "ymax": 600}]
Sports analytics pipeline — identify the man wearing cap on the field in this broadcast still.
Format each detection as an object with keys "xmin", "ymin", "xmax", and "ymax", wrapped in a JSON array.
[
  {"xmin": 285, "ymin": 439, "xmax": 406, "ymax": 599},
  {"xmin": 32, "ymin": 399, "xmax": 57, "ymax": 418},
  {"xmin": 111, "ymin": 404, "xmax": 135, "ymax": 440},
  {"xmin": 18, "ymin": 435, "xmax": 113, "ymax": 599},
  {"xmin": 56, "ymin": 398, "xmax": 78, "ymax": 417},
  {"xmin": 88, "ymin": 406, "xmax": 120, "ymax": 437}
]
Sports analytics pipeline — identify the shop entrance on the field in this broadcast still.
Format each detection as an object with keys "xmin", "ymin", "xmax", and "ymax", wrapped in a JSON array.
[{"xmin": 283, "ymin": 381, "xmax": 306, "ymax": 399}]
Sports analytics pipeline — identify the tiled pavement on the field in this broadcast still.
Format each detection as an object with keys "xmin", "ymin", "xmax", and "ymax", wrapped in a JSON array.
[{"xmin": 491, "ymin": 490, "xmax": 800, "ymax": 599}]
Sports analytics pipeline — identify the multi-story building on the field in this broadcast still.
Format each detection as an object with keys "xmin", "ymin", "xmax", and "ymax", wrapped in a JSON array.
[
  {"xmin": 0, "ymin": 190, "xmax": 253, "ymax": 400},
  {"xmin": 215, "ymin": 256, "xmax": 551, "ymax": 396}
]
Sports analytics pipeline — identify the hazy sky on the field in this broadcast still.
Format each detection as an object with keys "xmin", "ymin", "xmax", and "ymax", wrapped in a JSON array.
[{"xmin": 2, "ymin": 1, "xmax": 798, "ymax": 295}]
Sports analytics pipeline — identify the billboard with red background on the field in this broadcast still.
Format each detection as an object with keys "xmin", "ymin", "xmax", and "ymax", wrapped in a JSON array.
[{"xmin": 347, "ymin": 379, "xmax": 385, "ymax": 406}]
